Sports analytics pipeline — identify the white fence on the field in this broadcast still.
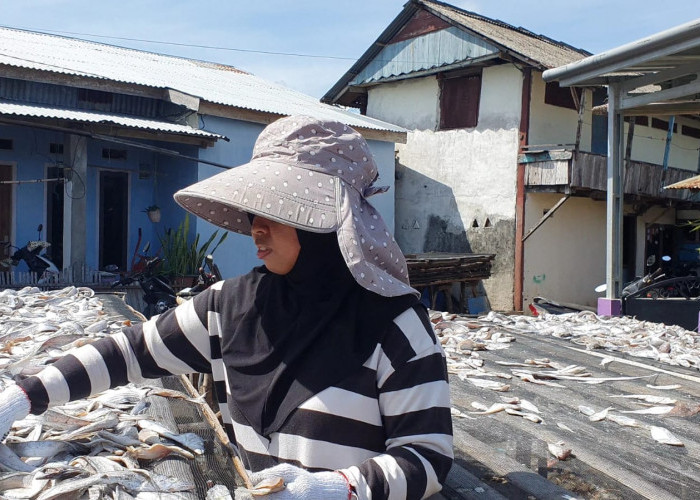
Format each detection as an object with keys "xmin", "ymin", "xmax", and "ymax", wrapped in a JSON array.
[{"xmin": 0, "ymin": 264, "xmax": 119, "ymax": 288}]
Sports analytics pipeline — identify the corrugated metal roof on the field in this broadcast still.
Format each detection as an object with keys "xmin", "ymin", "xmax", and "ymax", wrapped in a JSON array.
[
  {"xmin": 0, "ymin": 27, "xmax": 406, "ymax": 135},
  {"xmin": 422, "ymin": 0, "xmax": 590, "ymax": 70},
  {"xmin": 351, "ymin": 26, "xmax": 499, "ymax": 85},
  {"xmin": 0, "ymin": 101, "xmax": 224, "ymax": 139},
  {"xmin": 665, "ymin": 174, "xmax": 700, "ymax": 190}
]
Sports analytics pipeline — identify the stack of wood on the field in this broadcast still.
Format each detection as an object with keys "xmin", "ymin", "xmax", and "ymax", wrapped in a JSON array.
[{"xmin": 405, "ymin": 253, "xmax": 494, "ymax": 287}]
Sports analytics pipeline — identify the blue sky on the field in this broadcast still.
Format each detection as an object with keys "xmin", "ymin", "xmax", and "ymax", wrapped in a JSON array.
[{"xmin": 1, "ymin": 0, "xmax": 698, "ymax": 98}]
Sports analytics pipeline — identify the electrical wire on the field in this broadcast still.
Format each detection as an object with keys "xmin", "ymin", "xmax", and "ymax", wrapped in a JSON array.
[{"xmin": 0, "ymin": 24, "xmax": 359, "ymax": 61}]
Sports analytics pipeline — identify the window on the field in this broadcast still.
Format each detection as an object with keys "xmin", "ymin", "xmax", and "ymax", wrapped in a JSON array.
[
  {"xmin": 102, "ymin": 148, "xmax": 127, "ymax": 160},
  {"xmin": 544, "ymin": 81, "xmax": 581, "ymax": 110},
  {"xmin": 682, "ymin": 125, "xmax": 700, "ymax": 139},
  {"xmin": 0, "ymin": 139, "xmax": 13, "ymax": 150},
  {"xmin": 439, "ymin": 73, "xmax": 481, "ymax": 130},
  {"xmin": 651, "ymin": 118, "xmax": 677, "ymax": 133}
]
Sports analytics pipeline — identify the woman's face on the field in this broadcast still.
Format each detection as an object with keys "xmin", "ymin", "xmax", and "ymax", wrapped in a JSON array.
[{"xmin": 250, "ymin": 215, "xmax": 301, "ymax": 275}]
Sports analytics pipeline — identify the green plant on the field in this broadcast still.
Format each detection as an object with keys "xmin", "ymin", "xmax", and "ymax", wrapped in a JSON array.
[
  {"xmin": 143, "ymin": 205, "xmax": 160, "ymax": 213},
  {"xmin": 158, "ymin": 214, "xmax": 228, "ymax": 276}
]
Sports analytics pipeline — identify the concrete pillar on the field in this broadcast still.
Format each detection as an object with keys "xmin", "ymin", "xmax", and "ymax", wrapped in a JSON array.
[{"xmin": 63, "ymin": 134, "xmax": 88, "ymax": 279}]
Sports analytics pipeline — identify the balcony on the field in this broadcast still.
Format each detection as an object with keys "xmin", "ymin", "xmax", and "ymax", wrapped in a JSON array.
[{"xmin": 519, "ymin": 150, "xmax": 700, "ymax": 202}]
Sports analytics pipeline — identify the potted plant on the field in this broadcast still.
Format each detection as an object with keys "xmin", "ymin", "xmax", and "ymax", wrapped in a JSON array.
[
  {"xmin": 158, "ymin": 214, "xmax": 228, "ymax": 290},
  {"xmin": 144, "ymin": 205, "xmax": 161, "ymax": 223}
]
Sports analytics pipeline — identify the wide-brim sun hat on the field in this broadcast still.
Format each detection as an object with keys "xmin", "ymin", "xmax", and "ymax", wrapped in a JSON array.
[{"xmin": 174, "ymin": 115, "xmax": 418, "ymax": 298}]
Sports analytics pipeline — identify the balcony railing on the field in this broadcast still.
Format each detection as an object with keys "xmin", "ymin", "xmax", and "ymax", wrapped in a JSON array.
[{"xmin": 519, "ymin": 150, "xmax": 700, "ymax": 201}]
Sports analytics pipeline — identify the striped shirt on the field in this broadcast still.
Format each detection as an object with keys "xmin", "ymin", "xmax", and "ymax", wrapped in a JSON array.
[{"xmin": 19, "ymin": 276, "xmax": 454, "ymax": 499}]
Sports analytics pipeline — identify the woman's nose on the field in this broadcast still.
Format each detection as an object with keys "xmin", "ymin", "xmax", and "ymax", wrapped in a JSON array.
[{"xmin": 250, "ymin": 216, "xmax": 265, "ymax": 233}]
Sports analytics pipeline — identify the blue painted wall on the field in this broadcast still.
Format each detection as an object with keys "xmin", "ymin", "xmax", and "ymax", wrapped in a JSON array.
[{"xmin": 0, "ymin": 122, "xmax": 199, "ymax": 273}]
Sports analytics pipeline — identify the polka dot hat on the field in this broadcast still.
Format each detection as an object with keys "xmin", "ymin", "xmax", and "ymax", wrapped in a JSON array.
[{"xmin": 174, "ymin": 115, "xmax": 418, "ymax": 298}]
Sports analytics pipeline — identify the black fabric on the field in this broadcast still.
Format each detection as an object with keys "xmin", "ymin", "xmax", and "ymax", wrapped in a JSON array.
[{"xmin": 222, "ymin": 229, "xmax": 417, "ymax": 437}]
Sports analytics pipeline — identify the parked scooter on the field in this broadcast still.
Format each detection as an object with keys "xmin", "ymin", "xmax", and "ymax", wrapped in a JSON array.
[
  {"xmin": 112, "ymin": 244, "xmax": 223, "ymax": 318},
  {"xmin": 0, "ymin": 224, "xmax": 60, "ymax": 284},
  {"xmin": 594, "ymin": 255, "xmax": 671, "ymax": 298},
  {"xmin": 112, "ymin": 253, "xmax": 178, "ymax": 318}
]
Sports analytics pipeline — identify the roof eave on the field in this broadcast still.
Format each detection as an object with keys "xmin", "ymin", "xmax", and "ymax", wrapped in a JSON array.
[
  {"xmin": 322, "ymin": 1, "xmax": 421, "ymax": 104},
  {"xmin": 543, "ymin": 18, "xmax": 700, "ymax": 86}
]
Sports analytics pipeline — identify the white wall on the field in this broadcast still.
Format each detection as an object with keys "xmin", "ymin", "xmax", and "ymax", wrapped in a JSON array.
[
  {"xmin": 365, "ymin": 64, "xmax": 526, "ymax": 311},
  {"xmin": 523, "ymin": 193, "xmax": 606, "ymax": 308},
  {"xmin": 626, "ymin": 117, "xmax": 700, "ymax": 171},
  {"xmin": 529, "ymin": 73, "xmax": 592, "ymax": 149},
  {"xmin": 367, "ymin": 77, "xmax": 439, "ymax": 131},
  {"xmin": 395, "ymin": 128, "xmax": 519, "ymax": 311},
  {"xmin": 479, "ymin": 65, "xmax": 523, "ymax": 130}
]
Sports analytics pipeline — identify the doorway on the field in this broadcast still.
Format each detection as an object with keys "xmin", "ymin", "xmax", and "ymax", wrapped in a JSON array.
[
  {"xmin": 0, "ymin": 164, "xmax": 12, "ymax": 259},
  {"xmin": 99, "ymin": 171, "xmax": 128, "ymax": 271},
  {"xmin": 46, "ymin": 165, "xmax": 64, "ymax": 269},
  {"xmin": 622, "ymin": 216, "xmax": 636, "ymax": 284}
]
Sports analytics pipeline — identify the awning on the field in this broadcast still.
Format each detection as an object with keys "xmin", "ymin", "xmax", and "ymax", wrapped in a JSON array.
[
  {"xmin": 0, "ymin": 101, "xmax": 226, "ymax": 141},
  {"xmin": 543, "ymin": 18, "xmax": 700, "ymax": 117}
]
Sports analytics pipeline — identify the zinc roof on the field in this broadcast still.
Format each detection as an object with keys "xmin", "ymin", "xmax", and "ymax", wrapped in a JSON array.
[
  {"xmin": 0, "ymin": 101, "xmax": 225, "ymax": 139},
  {"xmin": 665, "ymin": 174, "xmax": 700, "ymax": 190},
  {"xmin": 421, "ymin": 0, "xmax": 590, "ymax": 70},
  {"xmin": 0, "ymin": 27, "xmax": 405, "ymax": 135}
]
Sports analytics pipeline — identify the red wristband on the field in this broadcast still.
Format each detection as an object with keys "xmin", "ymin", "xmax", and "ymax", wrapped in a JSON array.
[{"xmin": 336, "ymin": 470, "xmax": 355, "ymax": 500}]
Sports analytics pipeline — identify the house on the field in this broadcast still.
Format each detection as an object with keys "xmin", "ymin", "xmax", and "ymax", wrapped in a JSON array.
[
  {"xmin": 0, "ymin": 27, "xmax": 405, "ymax": 284},
  {"xmin": 323, "ymin": 0, "xmax": 700, "ymax": 312}
]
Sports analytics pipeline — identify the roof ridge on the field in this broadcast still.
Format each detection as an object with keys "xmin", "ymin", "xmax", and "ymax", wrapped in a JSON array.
[{"xmin": 414, "ymin": 0, "xmax": 591, "ymax": 56}]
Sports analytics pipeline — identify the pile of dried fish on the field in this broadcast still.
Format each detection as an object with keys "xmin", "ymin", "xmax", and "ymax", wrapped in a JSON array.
[
  {"xmin": 431, "ymin": 308, "xmax": 696, "ymax": 454},
  {"xmin": 433, "ymin": 308, "xmax": 700, "ymax": 371},
  {"xmin": 0, "ymin": 286, "xmax": 225, "ymax": 499}
]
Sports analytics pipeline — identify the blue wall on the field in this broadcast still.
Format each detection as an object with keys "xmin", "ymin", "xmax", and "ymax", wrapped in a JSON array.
[{"xmin": 0, "ymin": 122, "xmax": 199, "ymax": 272}]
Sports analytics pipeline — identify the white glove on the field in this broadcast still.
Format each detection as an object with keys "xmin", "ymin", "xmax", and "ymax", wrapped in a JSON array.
[
  {"xmin": 235, "ymin": 463, "xmax": 351, "ymax": 500},
  {"xmin": 0, "ymin": 384, "xmax": 31, "ymax": 441}
]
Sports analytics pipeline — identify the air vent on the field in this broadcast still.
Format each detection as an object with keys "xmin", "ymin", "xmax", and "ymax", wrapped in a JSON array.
[
  {"xmin": 49, "ymin": 143, "xmax": 64, "ymax": 154},
  {"xmin": 0, "ymin": 139, "xmax": 13, "ymax": 150},
  {"xmin": 102, "ymin": 148, "xmax": 127, "ymax": 160}
]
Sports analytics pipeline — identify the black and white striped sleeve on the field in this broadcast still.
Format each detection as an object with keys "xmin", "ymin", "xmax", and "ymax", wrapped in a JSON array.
[
  {"xmin": 341, "ymin": 305, "xmax": 454, "ymax": 500},
  {"xmin": 18, "ymin": 283, "xmax": 222, "ymax": 414}
]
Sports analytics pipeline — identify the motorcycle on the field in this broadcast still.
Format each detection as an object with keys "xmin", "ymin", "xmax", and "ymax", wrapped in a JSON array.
[
  {"xmin": 112, "ymin": 245, "xmax": 222, "ymax": 319},
  {"xmin": 1, "ymin": 224, "xmax": 60, "ymax": 284}
]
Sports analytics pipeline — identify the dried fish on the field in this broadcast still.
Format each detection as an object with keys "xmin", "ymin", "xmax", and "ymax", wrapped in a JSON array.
[
  {"xmin": 589, "ymin": 407, "xmax": 614, "ymax": 422},
  {"xmin": 610, "ymin": 394, "xmax": 676, "ymax": 405},
  {"xmin": 649, "ymin": 426, "xmax": 684, "ymax": 446},
  {"xmin": 547, "ymin": 441, "xmax": 572, "ymax": 460},
  {"xmin": 466, "ymin": 378, "xmax": 510, "ymax": 392},
  {"xmin": 606, "ymin": 414, "xmax": 641, "ymax": 427},
  {"xmin": 621, "ymin": 406, "xmax": 675, "ymax": 415},
  {"xmin": 469, "ymin": 402, "xmax": 517, "ymax": 415}
]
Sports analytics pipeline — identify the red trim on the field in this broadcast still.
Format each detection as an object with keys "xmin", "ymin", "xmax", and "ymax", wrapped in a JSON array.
[{"xmin": 336, "ymin": 470, "xmax": 355, "ymax": 500}]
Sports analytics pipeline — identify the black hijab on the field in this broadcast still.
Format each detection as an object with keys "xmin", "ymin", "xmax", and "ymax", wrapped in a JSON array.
[{"xmin": 223, "ymin": 229, "xmax": 417, "ymax": 437}]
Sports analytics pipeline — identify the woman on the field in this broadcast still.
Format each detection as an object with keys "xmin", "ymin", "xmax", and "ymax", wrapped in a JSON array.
[{"xmin": 0, "ymin": 116, "xmax": 453, "ymax": 499}]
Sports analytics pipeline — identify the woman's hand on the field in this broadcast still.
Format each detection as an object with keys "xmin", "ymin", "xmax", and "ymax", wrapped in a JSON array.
[
  {"xmin": 235, "ymin": 463, "xmax": 351, "ymax": 499},
  {"xmin": 0, "ymin": 384, "xmax": 31, "ymax": 440}
]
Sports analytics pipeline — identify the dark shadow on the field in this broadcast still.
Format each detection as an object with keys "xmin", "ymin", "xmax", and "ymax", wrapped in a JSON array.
[{"xmin": 394, "ymin": 159, "xmax": 498, "ymax": 313}]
